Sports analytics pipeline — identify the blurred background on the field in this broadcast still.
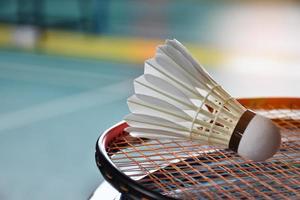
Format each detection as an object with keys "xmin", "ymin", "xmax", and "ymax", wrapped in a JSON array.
[{"xmin": 0, "ymin": 0, "xmax": 299, "ymax": 199}]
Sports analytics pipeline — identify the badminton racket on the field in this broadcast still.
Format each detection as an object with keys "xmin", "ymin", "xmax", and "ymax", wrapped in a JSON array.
[{"xmin": 95, "ymin": 97, "xmax": 300, "ymax": 200}]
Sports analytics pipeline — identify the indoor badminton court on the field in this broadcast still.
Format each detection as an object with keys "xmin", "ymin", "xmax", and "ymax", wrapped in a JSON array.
[{"xmin": 0, "ymin": 1, "xmax": 299, "ymax": 200}]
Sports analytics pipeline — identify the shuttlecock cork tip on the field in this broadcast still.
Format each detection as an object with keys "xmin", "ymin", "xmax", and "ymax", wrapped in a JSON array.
[{"xmin": 236, "ymin": 114, "xmax": 281, "ymax": 161}]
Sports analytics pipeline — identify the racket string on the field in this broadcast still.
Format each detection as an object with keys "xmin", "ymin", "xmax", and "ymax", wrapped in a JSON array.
[{"xmin": 173, "ymin": 140, "xmax": 254, "ymax": 199}]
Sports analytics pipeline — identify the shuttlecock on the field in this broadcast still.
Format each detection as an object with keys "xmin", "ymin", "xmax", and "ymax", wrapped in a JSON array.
[{"xmin": 124, "ymin": 39, "xmax": 281, "ymax": 161}]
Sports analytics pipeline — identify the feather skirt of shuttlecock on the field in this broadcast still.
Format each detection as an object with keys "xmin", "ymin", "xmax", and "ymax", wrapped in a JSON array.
[{"xmin": 124, "ymin": 39, "xmax": 246, "ymax": 148}]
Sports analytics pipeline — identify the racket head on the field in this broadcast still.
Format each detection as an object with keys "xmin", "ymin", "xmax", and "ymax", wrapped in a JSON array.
[{"xmin": 95, "ymin": 98, "xmax": 300, "ymax": 200}]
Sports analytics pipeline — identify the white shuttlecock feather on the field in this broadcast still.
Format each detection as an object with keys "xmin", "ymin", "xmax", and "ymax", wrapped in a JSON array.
[{"xmin": 124, "ymin": 39, "xmax": 281, "ymax": 161}]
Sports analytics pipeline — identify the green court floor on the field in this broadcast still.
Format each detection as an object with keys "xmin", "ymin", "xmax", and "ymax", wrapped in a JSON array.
[{"xmin": 0, "ymin": 50, "xmax": 142, "ymax": 200}]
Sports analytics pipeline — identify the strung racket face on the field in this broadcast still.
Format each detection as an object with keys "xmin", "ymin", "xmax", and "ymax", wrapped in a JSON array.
[{"xmin": 95, "ymin": 98, "xmax": 300, "ymax": 200}]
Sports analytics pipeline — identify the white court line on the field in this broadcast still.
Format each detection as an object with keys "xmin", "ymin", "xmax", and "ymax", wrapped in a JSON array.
[
  {"xmin": 0, "ymin": 62, "xmax": 125, "ymax": 88},
  {"xmin": 89, "ymin": 181, "xmax": 120, "ymax": 200},
  {"xmin": 0, "ymin": 79, "xmax": 133, "ymax": 133}
]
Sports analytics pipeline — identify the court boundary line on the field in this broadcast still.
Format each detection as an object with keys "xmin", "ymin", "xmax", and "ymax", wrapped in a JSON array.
[
  {"xmin": 0, "ymin": 61, "xmax": 126, "ymax": 88},
  {"xmin": 0, "ymin": 79, "xmax": 133, "ymax": 133}
]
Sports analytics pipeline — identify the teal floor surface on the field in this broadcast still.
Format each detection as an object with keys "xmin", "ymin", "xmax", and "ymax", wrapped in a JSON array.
[{"xmin": 0, "ymin": 50, "xmax": 142, "ymax": 200}]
